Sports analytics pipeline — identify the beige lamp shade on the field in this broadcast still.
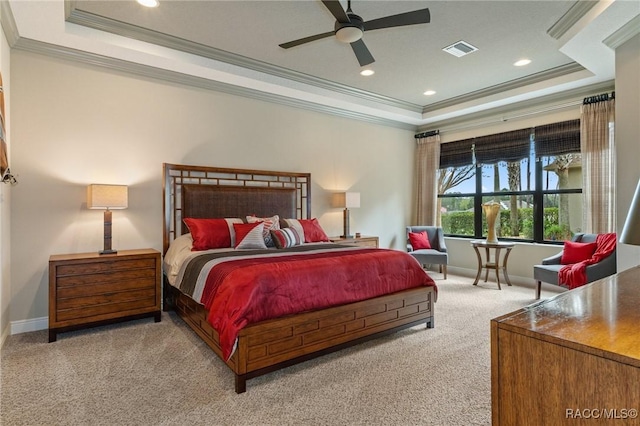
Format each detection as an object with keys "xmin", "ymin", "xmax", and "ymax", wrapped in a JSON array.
[
  {"xmin": 336, "ymin": 192, "xmax": 360, "ymax": 209},
  {"xmin": 620, "ymin": 179, "xmax": 640, "ymax": 246},
  {"xmin": 87, "ymin": 184, "xmax": 128, "ymax": 209}
]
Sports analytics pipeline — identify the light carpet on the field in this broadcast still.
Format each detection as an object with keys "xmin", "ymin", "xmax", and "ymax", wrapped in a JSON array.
[{"xmin": 0, "ymin": 274, "xmax": 559, "ymax": 426}]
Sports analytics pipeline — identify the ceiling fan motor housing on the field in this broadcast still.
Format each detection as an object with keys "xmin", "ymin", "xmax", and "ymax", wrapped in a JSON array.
[{"xmin": 334, "ymin": 14, "xmax": 364, "ymax": 43}]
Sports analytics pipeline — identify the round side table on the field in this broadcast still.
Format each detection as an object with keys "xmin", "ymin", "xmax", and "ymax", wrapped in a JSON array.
[{"xmin": 470, "ymin": 240, "xmax": 515, "ymax": 290}]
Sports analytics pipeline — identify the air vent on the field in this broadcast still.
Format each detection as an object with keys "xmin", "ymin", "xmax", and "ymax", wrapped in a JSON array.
[{"xmin": 442, "ymin": 41, "xmax": 478, "ymax": 57}]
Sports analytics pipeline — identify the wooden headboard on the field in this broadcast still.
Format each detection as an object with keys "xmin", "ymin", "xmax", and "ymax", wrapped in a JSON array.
[{"xmin": 163, "ymin": 163, "xmax": 311, "ymax": 254}]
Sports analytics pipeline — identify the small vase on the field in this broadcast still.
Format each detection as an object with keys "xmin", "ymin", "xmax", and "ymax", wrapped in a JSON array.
[{"xmin": 482, "ymin": 201, "xmax": 501, "ymax": 243}]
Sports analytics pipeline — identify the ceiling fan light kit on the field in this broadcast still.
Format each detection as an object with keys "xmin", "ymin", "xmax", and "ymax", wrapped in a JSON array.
[
  {"xmin": 335, "ymin": 26, "xmax": 363, "ymax": 44},
  {"xmin": 279, "ymin": 0, "xmax": 431, "ymax": 68}
]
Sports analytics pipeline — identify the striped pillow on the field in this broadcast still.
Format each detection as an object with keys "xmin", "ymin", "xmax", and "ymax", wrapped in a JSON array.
[
  {"xmin": 233, "ymin": 222, "xmax": 267, "ymax": 250},
  {"xmin": 270, "ymin": 228, "xmax": 302, "ymax": 249},
  {"xmin": 246, "ymin": 215, "xmax": 280, "ymax": 247}
]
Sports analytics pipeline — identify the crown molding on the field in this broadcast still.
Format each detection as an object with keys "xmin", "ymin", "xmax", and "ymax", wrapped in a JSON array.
[
  {"xmin": 0, "ymin": 0, "xmax": 20, "ymax": 47},
  {"xmin": 417, "ymin": 80, "xmax": 614, "ymax": 134},
  {"xmin": 65, "ymin": 5, "xmax": 423, "ymax": 114},
  {"xmin": 604, "ymin": 14, "xmax": 640, "ymax": 49},
  {"xmin": 421, "ymin": 62, "xmax": 586, "ymax": 114},
  {"xmin": 547, "ymin": 0, "xmax": 599, "ymax": 40},
  {"xmin": 12, "ymin": 37, "xmax": 417, "ymax": 131}
]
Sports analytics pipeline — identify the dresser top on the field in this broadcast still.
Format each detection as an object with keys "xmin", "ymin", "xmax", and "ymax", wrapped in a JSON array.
[
  {"xmin": 49, "ymin": 248, "xmax": 159, "ymax": 262},
  {"xmin": 493, "ymin": 265, "xmax": 640, "ymax": 366}
]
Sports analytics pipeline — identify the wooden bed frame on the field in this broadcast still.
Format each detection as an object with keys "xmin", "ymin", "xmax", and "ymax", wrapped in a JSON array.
[{"xmin": 162, "ymin": 163, "xmax": 435, "ymax": 393}]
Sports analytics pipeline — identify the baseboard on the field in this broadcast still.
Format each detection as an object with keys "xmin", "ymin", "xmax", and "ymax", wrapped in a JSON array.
[
  {"xmin": 11, "ymin": 316, "xmax": 48, "ymax": 335},
  {"xmin": 445, "ymin": 265, "xmax": 536, "ymax": 288}
]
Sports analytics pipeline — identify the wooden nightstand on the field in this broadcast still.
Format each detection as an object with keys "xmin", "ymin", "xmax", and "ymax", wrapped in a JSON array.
[
  {"xmin": 48, "ymin": 248, "xmax": 161, "ymax": 342},
  {"xmin": 329, "ymin": 236, "xmax": 379, "ymax": 248}
]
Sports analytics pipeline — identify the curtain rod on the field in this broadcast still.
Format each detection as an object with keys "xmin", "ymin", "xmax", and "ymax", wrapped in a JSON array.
[
  {"xmin": 583, "ymin": 91, "xmax": 615, "ymax": 105},
  {"xmin": 414, "ymin": 129, "xmax": 439, "ymax": 139}
]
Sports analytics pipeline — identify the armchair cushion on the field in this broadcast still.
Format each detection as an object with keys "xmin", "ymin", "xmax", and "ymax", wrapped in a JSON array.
[
  {"xmin": 561, "ymin": 241, "xmax": 597, "ymax": 264},
  {"xmin": 408, "ymin": 231, "xmax": 432, "ymax": 250}
]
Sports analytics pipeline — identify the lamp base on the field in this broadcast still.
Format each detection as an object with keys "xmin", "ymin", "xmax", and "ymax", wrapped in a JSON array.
[
  {"xmin": 340, "ymin": 235, "xmax": 354, "ymax": 239},
  {"xmin": 99, "ymin": 249, "xmax": 118, "ymax": 255}
]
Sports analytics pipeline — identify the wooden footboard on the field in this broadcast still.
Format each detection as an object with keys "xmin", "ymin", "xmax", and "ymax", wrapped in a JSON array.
[{"xmin": 164, "ymin": 279, "xmax": 435, "ymax": 393}]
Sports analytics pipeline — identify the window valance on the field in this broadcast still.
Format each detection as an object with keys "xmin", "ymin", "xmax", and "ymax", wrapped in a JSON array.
[{"xmin": 534, "ymin": 119, "xmax": 580, "ymax": 157}]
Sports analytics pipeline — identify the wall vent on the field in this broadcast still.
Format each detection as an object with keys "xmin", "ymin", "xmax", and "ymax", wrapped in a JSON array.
[{"xmin": 442, "ymin": 40, "xmax": 479, "ymax": 57}]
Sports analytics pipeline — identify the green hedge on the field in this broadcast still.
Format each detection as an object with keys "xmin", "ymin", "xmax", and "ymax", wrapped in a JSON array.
[{"xmin": 442, "ymin": 207, "xmax": 565, "ymax": 239}]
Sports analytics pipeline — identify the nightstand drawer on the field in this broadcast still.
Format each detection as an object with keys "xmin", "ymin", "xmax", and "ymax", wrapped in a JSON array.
[
  {"xmin": 56, "ymin": 258, "xmax": 156, "ymax": 276},
  {"xmin": 57, "ymin": 296, "xmax": 157, "ymax": 322},
  {"xmin": 57, "ymin": 274, "xmax": 156, "ymax": 298},
  {"xmin": 56, "ymin": 268, "xmax": 156, "ymax": 290}
]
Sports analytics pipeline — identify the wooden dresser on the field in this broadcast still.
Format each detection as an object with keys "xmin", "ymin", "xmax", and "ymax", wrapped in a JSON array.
[
  {"xmin": 49, "ymin": 248, "xmax": 161, "ymax": 342},
  {"xmin": 329, "ymin": 236, "xmax": 379, "ymax": 248},
  {"xmin": 491, "ymin": 266, "xmax": 640, "ymax": 425}
]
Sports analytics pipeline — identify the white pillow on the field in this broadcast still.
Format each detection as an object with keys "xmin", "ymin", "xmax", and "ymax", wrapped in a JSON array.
[{"xmin": 163, "ymin": 233, "xmax": 194, "ymax": 280}]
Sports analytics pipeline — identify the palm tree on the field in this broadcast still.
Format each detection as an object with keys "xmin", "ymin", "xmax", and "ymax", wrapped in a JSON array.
[{"xmin": 507, "ymin": 161, "xmax": 521, "ymax": 236}]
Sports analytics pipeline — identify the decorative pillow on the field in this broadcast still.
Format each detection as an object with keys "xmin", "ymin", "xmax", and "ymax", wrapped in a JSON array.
[
  {"xmin": 246, "ymin": 215, "xmax": 280, "ymax": 247},
  {"xmin": 183, "ymin": 218, "xmax": 243, "ymax": 251},
  {"xmin": 270, "ymin": 228, "xmax": 302, "ymax": 249},
  {"xmin": 561, "ymin": 240, "xmax": 597, "ymax": 264},
  {"xmin": 408, "ymin": 231, "xmax": 432, "ymax": 250},
  {"xmin": 233, "ymin": 222, "xmax": 268, "ymax": 250},
  {"xmin": 282, "ymin": 218, "xmax": 330, "ymax": 243}
]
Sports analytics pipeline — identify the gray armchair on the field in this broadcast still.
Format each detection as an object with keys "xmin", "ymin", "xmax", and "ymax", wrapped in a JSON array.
[
  {"xmin": 406, "ymin": 226, "xmax": 448, "ymax": 279},
  {"xmin": 533, "ymin": 233, "xmax": 617, "ymax": 299}
]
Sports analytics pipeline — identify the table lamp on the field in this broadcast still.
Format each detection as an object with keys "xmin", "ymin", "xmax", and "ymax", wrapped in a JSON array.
[
  {"xmin": 620, "ymin": 178, "xmax": 640, "ymax": 249},
  {"xmin": 337, "ymin": 192, "xmax": 360, "ymax": 238},
  {"xmin": 87, "ymin": 184, "xmax": 128, "ymax": 255}
]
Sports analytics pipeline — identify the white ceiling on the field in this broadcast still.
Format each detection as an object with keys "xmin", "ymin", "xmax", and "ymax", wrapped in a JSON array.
[{"xmin": 5, "ymin": 1, "xmax": 640, "ymax": 129}]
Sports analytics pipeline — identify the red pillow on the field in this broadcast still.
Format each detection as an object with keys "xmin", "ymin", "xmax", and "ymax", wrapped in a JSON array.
[
  {"xmin": 183, "ymin": 218, "xmax": 240, "ymax": 251},
  {"xmin": 283, "ymin": 218, "xmax": 330, "ymax": 243},
  {"xmin": 408, "ymin": 231, "xmax": 432, "ymax": 250},
  {"xmin": 561, "ymin": 241, "xmax": 597, "ymax": 264},
  {"xmin": 299, "ymin": 218, "xmax": 330, "ymax": 242}
]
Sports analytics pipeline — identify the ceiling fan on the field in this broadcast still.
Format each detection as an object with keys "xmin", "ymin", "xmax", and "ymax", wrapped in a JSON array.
[{"xmin": 279, "ymin": 0, "xmax": 431, "ymax": 67}]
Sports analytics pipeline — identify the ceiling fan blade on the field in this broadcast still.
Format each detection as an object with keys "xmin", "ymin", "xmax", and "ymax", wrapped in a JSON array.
[
  {"xmin": 350, "ymin": 39, "xmax": 375, "ymax": 66},
  {"xmin": 363, "ymin": 8, "xmax": 430, "ymax": 31},
  {"xmin": 321, "ymin": 0, "xmax": 350, "ymax": 23},
  {"xmin": 279, "ymin": 31, "xmax": 335, "ymax": 49}
]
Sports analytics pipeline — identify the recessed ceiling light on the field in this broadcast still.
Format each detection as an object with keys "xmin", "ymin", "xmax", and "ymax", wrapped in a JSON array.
[
  {"xmin": 423, "ymin": 90, "xmax": 436, "ymax": 96},
  {"xmin": 360, "ymin": 69, "xmax": 374, "ymax": 76},
  {"xmin": 514, "ymin": 59, "xmax": 531, "ymax": 67},
  {"xmin": 137, "ymin": 0, "xmax": 159, "ymax": 7}
]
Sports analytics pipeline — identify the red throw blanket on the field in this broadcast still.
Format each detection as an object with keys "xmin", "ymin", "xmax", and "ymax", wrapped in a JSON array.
[
  {"xmin": 192, "ymin": 246, "xmax": 436, "ymax": 360},
  {"xmin": 558, "ymin": 233, "xmax": 616, "ymax": 289}
]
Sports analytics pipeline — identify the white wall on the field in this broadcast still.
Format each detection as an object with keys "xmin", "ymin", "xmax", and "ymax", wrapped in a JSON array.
[
  {"xmin": 9, "ymin": 50, "xmax": 416, "ymax": 325},
  {"xmin": 615, "ymin": 33, "xmax": 640, "ymax": 271},
  {"xmin": 0, "ymin": 18, "xmax": 11, "ymax": 345}
]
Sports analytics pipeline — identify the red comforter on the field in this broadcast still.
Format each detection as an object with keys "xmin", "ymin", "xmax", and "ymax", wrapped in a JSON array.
[{"xmin": 175, "ymin": 244, "xmax": 436, "ymax": 360}]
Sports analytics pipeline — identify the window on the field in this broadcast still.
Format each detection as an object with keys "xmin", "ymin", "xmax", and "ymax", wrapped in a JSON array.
[{"xmin": 437, "ymin": 120, "xmax": 582, "ymax": 243}]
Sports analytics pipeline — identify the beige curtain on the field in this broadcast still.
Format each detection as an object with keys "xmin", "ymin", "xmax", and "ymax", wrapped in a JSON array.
[
  {"xmin": 581, "ymin": 99, "xmax": 615, "ymax": 233},
  {"xmin": 414, "ymin": 134, "xmax": 440, "ymax": 225}
]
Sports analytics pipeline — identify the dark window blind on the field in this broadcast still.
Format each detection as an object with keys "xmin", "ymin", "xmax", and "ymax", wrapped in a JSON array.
[
  {"xmin": 534, "ymin": 119, "xmax": 580, "ymax": 157},
  {"xmin": 474, "ymin": 128, "xmax": 532, "ymax": 164},
  {"xmin": 439, "ymin": 138, "xmax": 474, "ymax": 169}
]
